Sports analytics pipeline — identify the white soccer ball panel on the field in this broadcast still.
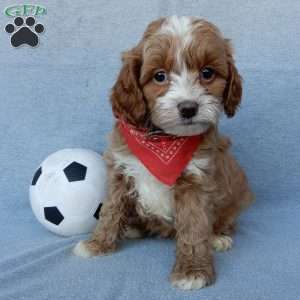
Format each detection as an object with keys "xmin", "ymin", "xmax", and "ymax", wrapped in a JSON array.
[{"xmin": 30, "ymin": 148, "xmax": 106, "ymax": 236}]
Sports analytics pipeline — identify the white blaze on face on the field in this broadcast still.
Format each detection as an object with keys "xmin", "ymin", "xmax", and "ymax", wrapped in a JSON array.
[
  {"xmin": 159, "ymin": 16, "xmax": 194, "ymax": 69},
  {"xmin": 151, "ymin": 16, "xmax": 222, "ymax": 136}
]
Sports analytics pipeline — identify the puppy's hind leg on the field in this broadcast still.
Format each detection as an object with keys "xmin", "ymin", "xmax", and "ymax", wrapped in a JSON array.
[{"xmin": 212, "ymin": 188, "xmax": 254, "ymax": 252}]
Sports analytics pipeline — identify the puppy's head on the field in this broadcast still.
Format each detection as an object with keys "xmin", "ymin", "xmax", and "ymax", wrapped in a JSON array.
[{"xmin": 111, "ymin": 16, "xmax": 242, "ymax": 136}]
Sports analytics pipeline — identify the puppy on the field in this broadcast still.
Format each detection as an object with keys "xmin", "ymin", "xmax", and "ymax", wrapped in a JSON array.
[{"xmin": 74, "ymin": 16, "xmax": 253, "ymax": 290}]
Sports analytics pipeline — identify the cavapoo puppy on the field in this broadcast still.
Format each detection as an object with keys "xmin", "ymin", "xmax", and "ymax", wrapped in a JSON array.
[{"xmin": 74, "ymin": 16, "xmax": 253, "ymax": 290}]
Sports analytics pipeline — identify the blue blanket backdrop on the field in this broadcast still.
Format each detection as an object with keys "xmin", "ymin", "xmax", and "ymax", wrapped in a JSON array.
[{"xmin": 0, "ymin": 1, "xmax": 299, "ymax": 299}]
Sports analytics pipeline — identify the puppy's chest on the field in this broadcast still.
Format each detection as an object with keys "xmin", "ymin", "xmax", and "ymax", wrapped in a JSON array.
[{"xmin": 114, "ymin": 152, "xmax": 210, "ymax": 222}]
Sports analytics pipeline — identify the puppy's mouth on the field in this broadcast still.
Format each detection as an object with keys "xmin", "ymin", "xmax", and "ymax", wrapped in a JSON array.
[
  {"xmin": 181, "ymin": 118, "xmax": 201, "ymax": 125},
  {"xmin": 152, "ymin": 120, "xmax": 210, "ymax": 137},
  {"xmin": 182, "ymin": 118, "xmax": 194, "ymax": 125}
]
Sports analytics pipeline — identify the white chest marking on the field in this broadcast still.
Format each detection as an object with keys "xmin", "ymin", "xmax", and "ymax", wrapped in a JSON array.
[
  {"xmin": 114, "ymin": 152, "xmax": 174, "ymax": 222},
  {"xmin": 113, "ymin": 152, "xmax": 210, "ymax": 222}
]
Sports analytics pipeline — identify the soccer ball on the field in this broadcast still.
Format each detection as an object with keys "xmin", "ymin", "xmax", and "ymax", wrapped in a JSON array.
[{"xmin": 29, "ymin": 148, "xmax": 106, "ymax": 236}]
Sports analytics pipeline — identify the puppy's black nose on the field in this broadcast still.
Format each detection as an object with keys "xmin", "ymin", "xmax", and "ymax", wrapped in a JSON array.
[{"xmin": 178, "ymin": 101, "xmax": 199, "ymax": 119}]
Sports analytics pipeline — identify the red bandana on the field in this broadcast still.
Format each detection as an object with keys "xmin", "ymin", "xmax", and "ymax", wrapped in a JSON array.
[{"xmin": 119, "ymin": 121, "xmax": 203, "ymax": 186}]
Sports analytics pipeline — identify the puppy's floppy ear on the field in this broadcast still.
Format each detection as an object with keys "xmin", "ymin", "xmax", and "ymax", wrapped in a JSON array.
[
  {"xmin": 223, "ymin": 40, "xmax": 243, "ymax": 118},
  {"xmin": 110, "ymin": 47, "xmax": 147, "ymax": 127}
]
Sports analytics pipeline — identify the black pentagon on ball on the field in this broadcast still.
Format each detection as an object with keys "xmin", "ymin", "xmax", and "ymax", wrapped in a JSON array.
[
  {"xmin": 63, "ymin": 161, "xmax": 87, "ymax": 182},
  {"xmin": 93, "ymin": 203, "xmax": 103, "ymax": 220},
  {"xmin": 44, "ymin": 206, "xmax": 64, "ymax": 225},
  {"xmin": 32, "ymin": 166, "xmax": 42, "ymax": 185}
]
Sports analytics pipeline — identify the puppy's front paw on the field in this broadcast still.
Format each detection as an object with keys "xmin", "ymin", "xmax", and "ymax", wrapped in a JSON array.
[
  {"xmin": 170, "ymin": 271, "xmax": 214, "ymax": 290},
  {"xmin": 73, "ymin": 240, "xmax": 117, "ymax": 258},
  {"xmin": 73, "ymin": 241, "xmax": 95, "ymax": 258},
  {"xmin": 211, "ymin": 235, "xmax": 233, "ymax": 252},
  {"xmin": 171, "ymin": 273, "xmax": 208, "ymax": 290}
]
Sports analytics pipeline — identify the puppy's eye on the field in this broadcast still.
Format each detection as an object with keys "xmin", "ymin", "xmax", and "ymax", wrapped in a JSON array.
[
  {"xmin": 200, "ymin": 67, "xmax": 215, "ymax": 82},
  {"xmin": 153, "ymin": 71, "xmax": 167, "ymax": 84}
]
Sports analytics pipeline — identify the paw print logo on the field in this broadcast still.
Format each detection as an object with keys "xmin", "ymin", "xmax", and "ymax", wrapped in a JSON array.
[{"xmin": 5, "ymin": 17, "xmax": 44, "ymax": 47}]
